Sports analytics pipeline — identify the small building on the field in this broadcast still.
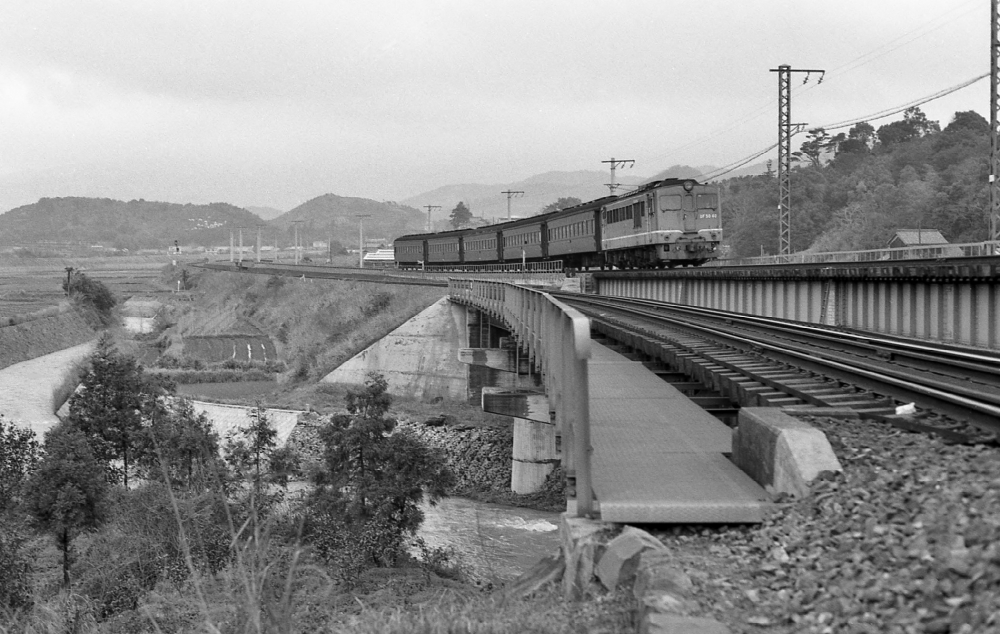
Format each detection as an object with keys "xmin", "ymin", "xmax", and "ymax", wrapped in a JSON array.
[
  {"xmin": 362, "ymin": 248, "xmax": 395, "ymax": 266},
  {"xmin": 887, "ymin": 229, "xmax": 948, "ymax": 248}
]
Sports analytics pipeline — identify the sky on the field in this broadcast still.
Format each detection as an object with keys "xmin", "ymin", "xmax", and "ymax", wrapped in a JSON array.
[{"xmin": 0, "ymin": 0, "xmax": 989, "ymax": 213}]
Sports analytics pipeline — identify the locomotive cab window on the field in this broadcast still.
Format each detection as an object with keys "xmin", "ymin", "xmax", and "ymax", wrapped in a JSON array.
[
  {"xmin": 659, "ymin": 195, "xmax": 682, "ymax": 210},
  {"xmin": 697, "ymin": 194, "xmax": 718, "ymax": 208}
]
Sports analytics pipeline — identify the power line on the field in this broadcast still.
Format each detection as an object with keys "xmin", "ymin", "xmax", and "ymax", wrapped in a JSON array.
[
  {"xmin": 500, "ymin": 190, "xmax": 524, "ymax": 220},
  {"xmin": 601, "ymin": 158, "xmax": 634, "ymax": 194},
  {"xmin": 643, "ymin": 1, "xmax": 981, "ymax": 169},
  {"xmin": 423, "ymin": 205, "xmax": 441, "ymax": 233},
  {"xmin": 704, "ymin": 72, "xmax": 988, "ymax": 182}
]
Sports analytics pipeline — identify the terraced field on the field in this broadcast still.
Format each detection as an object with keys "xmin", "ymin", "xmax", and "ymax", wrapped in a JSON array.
[{"xmin": 0, "ymin": 255, "xmax": 186, "ymax": 319}]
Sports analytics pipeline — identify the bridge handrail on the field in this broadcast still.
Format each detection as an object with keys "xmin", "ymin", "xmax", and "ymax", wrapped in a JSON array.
[
  {"xmin": 448, "ymin": 278, "xmax": 593, "ymax": 517},
  {"xmin": 707, "ymin": 240, "xmax": 1000, "ymax": 267}
]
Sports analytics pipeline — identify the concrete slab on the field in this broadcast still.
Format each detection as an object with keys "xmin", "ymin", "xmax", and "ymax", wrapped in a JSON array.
[{"xmin": 587, "ymin": 343, "xmax": 770, "ymax": 523}]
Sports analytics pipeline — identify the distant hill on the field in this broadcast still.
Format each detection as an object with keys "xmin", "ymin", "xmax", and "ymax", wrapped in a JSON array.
[
  {"xmin": 401, "ymin": 163, "xmax": 772, "ymax": 228},
  {"xmin": 402, "ymin": 170, "xmax": 652, "ymax": 226},
  {"xmin": 245, "ymin": 205, "xmax": 285, "ymax": 221},
  {"xmin": 0, "ymin": 197, "xmax": 265, "ymax": 250},
  {"xmin": 268, "ymin": 194, "xmax": 426, "ymax": 247}
]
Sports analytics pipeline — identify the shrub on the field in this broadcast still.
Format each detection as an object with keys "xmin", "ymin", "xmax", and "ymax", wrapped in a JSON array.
[
  {"xmin": 63, "ymin": 273, "xmax": 116, "ymax": 325},
  {"xmin": 0, "ymin": 524, "xmax": 33, "ymax": 610}
]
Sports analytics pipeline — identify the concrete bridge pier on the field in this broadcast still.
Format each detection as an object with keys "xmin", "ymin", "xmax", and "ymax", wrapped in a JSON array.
[{"xmin": 461, "ymin": 306, "xmax": 557, "ymax": 494}]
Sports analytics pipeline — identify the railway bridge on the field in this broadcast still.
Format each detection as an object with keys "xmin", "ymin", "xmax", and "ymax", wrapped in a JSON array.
[
  {"xmin": 202, "ymin": 255, "xmax": 1000, "ymax": 522},
  {"xmin": 449, "ymin": 255, "xmax": 1000, "ymax": 523}
]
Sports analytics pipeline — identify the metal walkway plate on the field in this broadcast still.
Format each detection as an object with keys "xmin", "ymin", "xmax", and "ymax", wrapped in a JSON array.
[{"xmin": 588, "ymin": 343, "xmax": 771, "ymax": 523}]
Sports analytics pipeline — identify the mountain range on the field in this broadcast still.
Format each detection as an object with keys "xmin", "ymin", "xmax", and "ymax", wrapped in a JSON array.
[
  {"xmin": 400, "ymin": 163, "xmax": 764, "ymax": 227},
  {"xmin": 0, "ymin": 162, "xmax": 766, "ymax": 251}
]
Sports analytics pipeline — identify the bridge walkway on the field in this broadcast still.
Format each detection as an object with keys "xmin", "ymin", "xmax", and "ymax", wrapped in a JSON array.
[{"xmin": 587, "ymin": 342, "xmax": 770, "ymax": 523}]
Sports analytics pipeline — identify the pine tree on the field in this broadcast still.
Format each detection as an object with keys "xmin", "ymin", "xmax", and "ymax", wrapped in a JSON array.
[
  {"xmin": 26, "ymin": 423, "xmax": 107, "ymax": 587},
  {"xmin": 68, "ymin": 334, "xmax": 174, "ymax": 488},
  {"xmin": 311, "ymin": 372, "xmax": 453, "ymax": 565}
]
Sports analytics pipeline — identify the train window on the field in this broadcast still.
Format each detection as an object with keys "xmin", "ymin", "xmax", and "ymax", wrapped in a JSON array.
[
  {"xmin": 659, "ymin": 195, "xmax": 682, "ymax": 210},
  {"xmin": 697, "ymin": 194, "xmax": 718, "ymax": 208},
  {"xmin": 682, "ymin": 195, "xmax": 695, "ymax": 211},
  {"xmin": 639, "ymin": 201, "xmax": 646, "ymax": 217}
]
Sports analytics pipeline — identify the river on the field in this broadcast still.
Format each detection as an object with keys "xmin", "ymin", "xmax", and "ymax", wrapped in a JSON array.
[{"xmin": 418, "ymin": 496, "xmax": 561, "ymax": 583}]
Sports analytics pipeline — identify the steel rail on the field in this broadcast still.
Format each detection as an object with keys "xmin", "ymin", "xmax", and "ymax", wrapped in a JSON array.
[
  {"xmin": 559, "ymin": 295, "xmax": 1000, "ymax": 433},
  {"xmin": 555, "ymin": 292, "xmax": 1000, "ymax": 371}
]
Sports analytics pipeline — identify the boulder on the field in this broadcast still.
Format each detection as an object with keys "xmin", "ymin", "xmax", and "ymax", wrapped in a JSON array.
[{"xmin": 596, "ymin": 526, "xmax": 667, "ymax": 591}]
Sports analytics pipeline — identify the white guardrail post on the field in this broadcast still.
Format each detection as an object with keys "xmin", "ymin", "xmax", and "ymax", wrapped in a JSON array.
[{"xmin": 449, "ymin": 278, "xmax": 594, "ymax": 517}]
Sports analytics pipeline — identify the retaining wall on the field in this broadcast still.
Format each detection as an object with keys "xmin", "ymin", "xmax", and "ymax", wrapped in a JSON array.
[{"xmin": 321, "ymin": 298, "xmax": 468, "ymax": 401}]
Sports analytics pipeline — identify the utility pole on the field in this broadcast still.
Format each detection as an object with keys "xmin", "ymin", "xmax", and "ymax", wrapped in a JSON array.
[
  {"xmin": 355, "ymin": 214, "xmax": 371, "ymax": 268},
  {"xmin": 501, "ymin": 190, "xmax": 524, "ymax": 221},
  {"xmin": 291, "ymin": 220, "xmax": 304, "ymax": 264},
  {"xmin": 237, "ymin": 226, "xmax": 245, "ymax": 265},
  {"xmin": 770, "ymin": 64, "xmax": 824, "ymax": 257},
  {"xmin": 991, "ymin": 0, "xmax": 1000, "ymax": 242},
  {"xmin": 229, "ymin": 230, "xmax": 235, "ymax": 263},
  {"xmin": 64, "ymin": 267, "xmax": 74, "ymax": 294},
  {"xmin": 423, "ymin": 205, "xmax": 441, "ymax": 233},
  {"xmin": 255, "ymin": 224, "xmax": 264, "ymax": 263},
  {"xmin": 602, "ymin": 157, "xmax": 634, "ymax": 195}
]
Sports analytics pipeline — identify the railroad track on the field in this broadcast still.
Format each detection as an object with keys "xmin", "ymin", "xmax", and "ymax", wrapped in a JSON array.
[
  {"xmin": 553, "ymin": 292, "xmax": 1000, "ymax": 443},
  {"xmin": 196, "ymin": 261, "xmax": 449, "ymax": 287}
]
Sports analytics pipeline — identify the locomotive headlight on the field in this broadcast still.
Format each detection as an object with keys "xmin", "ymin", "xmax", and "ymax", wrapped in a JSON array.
[{"xmin": 683, "ymin": 180, "xmax": 695, "ymax": 192}]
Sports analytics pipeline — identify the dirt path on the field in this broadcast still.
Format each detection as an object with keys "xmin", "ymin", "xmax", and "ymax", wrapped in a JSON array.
[{"xmin": 0, "ymin": 341, "xmax": 94, "ymax": 438}]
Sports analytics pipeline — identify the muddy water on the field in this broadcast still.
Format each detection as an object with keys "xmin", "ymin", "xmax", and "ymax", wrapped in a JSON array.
[{"xmin": 418, "ymin": 497, "xmax": 561, "ymax": 583}]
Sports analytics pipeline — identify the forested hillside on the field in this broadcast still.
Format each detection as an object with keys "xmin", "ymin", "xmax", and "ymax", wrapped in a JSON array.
[
  {"xmin": 721, "ymin": 108, "xmax": 989, "ymax": 258},
  {"xmin": 269, "ymin": 194, "xmax": 426, "ymax": 248},
  {"xmin": 0, "ymin": 198, "xmax": 264, "ymax": 250}
]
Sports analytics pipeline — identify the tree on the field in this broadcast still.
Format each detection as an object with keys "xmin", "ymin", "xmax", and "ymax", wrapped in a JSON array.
[
  {"xmin": 63, "ymin": 272, "xmax": 117, "ymax": 325},
  {"xmin": 0, "ymin": 417, "xmax": 39, "ymax": 513},
  {"xmin": 68, "ymin": 334, "xmax": 172, "ymax": 489},
  {"xmin": 309, "ymin": 372, "xmax": 453, "ymax": 566},
  {"xmin": 792, "ymin": 128, "xmax": 832, "ymax": 168},
  {"xmin": 943, "ymin": 110, "xmax": 989, "ymax": 136},
  {"xmin": 877, "ymin": 107, "xmax": 940, "ymax": 147},
  {"xmin": 224, "ymin": 401, "xmax": 277, "ymax": 497},
  {"xmin": 449, "ymin": 202, "xmax": 473, "ymax": 229},
  {"xmin": 26, "ymin": 423, "xmax": 107, "ymax": 587},
  {"xmin": 539, "ymin": 197, "xmax": 583, "ymax": 215},
  {"xmin": 137, "ymin": 398, "xmax": 221, "ymax": 490}
]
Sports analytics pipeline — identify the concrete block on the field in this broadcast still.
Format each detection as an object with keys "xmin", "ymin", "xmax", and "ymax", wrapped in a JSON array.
[
  {"xmin": 596, "ymin": 526, "xmax": 667, "ymax": 591},
  {"xmin": 482, "ymin": 389, "xmax": 549, "ymax": 423},
  {"xmin": 458, "ymin": 347, "xmax": 526, "ymax": 373},
  {"xmin": 732, "ymin": 407, "xmax": 842, "ymax": 497}
]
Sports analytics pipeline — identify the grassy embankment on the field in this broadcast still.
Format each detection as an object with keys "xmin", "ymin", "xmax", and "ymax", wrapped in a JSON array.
[{"xmin": 155, "ymin": 265, "xmax": 447, "ymax": 385}]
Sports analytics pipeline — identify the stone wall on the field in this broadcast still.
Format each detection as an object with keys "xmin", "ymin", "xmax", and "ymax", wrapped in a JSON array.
[
  {"xmin": 0, "ymin": 310, "xmax": 95, "ymax": 370},
  {"xmin": 398, "ymin": 420, "xmax": 513, "ymax": 495},
  {"xmin": 286, "ymin": 415, "xmax": 514, "ymax": 495}
]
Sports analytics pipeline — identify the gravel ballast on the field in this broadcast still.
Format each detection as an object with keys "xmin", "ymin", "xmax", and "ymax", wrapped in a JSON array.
[{"xmin": 650, "ymin": 416, "xmax": 1000, "ymax": 634}]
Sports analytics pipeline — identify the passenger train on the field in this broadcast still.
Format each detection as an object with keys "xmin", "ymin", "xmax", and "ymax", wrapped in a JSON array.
[{"xmin": 394, "ymin": 178, "xmax": 722, "ymax": 270}]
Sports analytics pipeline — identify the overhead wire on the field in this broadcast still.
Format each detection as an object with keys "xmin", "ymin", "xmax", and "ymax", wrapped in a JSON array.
[
  {"xmin": 644, "ymin": 0, "xmax": 982, "ymax": 171},
  {"xmin": 703, "ymin": 72, "xmax": 989, "ymax": 182}
]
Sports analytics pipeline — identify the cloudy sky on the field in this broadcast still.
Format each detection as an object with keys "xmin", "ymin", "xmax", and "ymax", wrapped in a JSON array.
[{"xmin": 0, "ymin": 0, "xmax": 988, "ymax": 213}]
